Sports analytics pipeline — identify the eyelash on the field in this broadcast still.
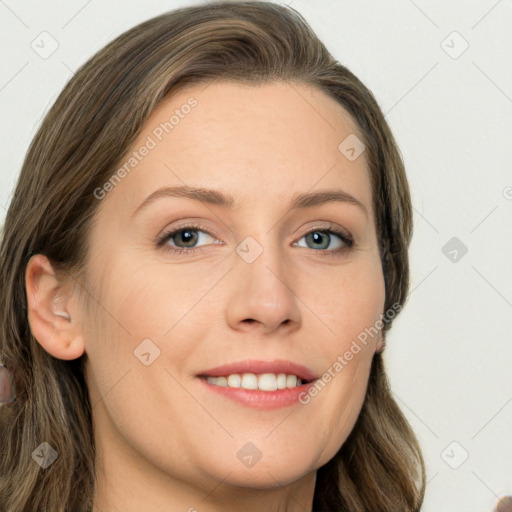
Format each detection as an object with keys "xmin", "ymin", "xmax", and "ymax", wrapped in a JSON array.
[{"xmin": 156, "ymin": 222, "xmax": 354, "ymax": 258}]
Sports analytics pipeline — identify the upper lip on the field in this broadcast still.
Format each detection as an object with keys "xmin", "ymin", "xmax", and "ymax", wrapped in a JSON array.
[{"xmin": 197, "ymin": 359, "xmax": 318, "ymax": 382}]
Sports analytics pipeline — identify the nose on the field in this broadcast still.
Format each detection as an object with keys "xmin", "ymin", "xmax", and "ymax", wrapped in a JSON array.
[{"xmin": 225, "ymin": 240, "xmax": 301, "ymax": 335}]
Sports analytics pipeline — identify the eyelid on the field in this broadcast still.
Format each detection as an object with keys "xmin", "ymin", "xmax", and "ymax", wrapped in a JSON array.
[
  {"xmin": 156, "ymin": 221, "xmax": 354, "ymax": 255},
  {"xmin": 296, "ymin": 222, "xmax": 352, "ymax": 242},
  {"xmin": 156, "ymin": 221, "xmax": 221, "ymax": 248}
]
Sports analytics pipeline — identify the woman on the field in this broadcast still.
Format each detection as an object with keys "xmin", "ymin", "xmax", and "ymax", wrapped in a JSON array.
[{"xmin": 0, "ymin": 2, "xmax": 425, "ymax": 511}]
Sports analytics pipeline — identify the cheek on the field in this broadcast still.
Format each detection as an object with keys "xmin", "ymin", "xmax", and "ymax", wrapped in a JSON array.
[
  {"xmin": 299, "ymin": 252, "xmax": 385, "ymax": 346},
  {"xmin": 295, "ymin": 253, "xmax": 384, "ymax": 459},
  {"xmin": 302, "ymin": 333, "xmax": 376, "ymax": 467},
  {"xmin": 83, "ymin": 251, "xmax": 224, "ymax": 400},
  {"xmin": 104, "ymin": 249, "xmax": 229, "ymax": 337}
]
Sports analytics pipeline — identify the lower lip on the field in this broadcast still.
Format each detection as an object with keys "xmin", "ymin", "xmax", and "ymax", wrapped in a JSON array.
[{"xmin": 197, "ymin": 377, "xmax": 316, "ymax": 409}]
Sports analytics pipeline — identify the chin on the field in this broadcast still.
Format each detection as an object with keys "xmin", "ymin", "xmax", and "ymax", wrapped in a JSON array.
[
  {"xmin": 217, "ymin": 465, "xmax": 314, "ymax": 491},
  {"xmin": 201, "ymin": 447, "xmax": 322, "ymax": 491}
]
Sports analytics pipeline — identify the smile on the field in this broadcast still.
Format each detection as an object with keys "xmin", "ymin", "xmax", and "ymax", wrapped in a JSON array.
[{"xmin": 204, "ymin": 372, "xmax": 307, "ymax": 391}]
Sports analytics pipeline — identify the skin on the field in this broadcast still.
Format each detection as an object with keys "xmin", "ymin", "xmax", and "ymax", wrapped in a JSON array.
[{"xmin": 25, "ymin": 81, "xmax": 385, "ymax": 512}]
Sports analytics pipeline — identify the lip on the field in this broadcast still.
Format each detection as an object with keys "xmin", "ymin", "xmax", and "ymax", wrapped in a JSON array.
[
  {"xmin": 197, "ymin": 378, "xmax": 316, "ymax": 409},
  {"xmin": 195, "ymin": 359, "xmax": 319, "ymax": 409},
  {"xmin": 196, "ymin": 359, "xmax": 318, "ymax": 382}
]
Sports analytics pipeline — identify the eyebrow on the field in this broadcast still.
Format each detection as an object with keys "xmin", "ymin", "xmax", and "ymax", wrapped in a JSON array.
[{"xmin": 132, "ymin": 185, "xmax": 367, "ymax": 218}]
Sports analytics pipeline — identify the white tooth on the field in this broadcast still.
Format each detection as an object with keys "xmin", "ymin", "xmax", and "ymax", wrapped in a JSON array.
[
  {"xmin": 216, "ymin": 376, "xmax": 228, "ymax": 387},
  {"xmin": 209, "ymin": 373, "xmax": 303, "ymax": 390},
  {"xmin": 227, "ymin": 374, "xmax": 241, "ymax": 388},
  {"xmin": 241, "ymin": 373, "xmax": 258, "ymax": 390},
  {"xmin": 258, "ymin": 373, "xmax": 278, "ymax": 391},
  {"xmin": 286, "ymin": 374, "xmax": 297, "ymax": 388}
]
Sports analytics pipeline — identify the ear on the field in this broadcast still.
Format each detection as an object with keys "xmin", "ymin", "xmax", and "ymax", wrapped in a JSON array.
[
  {"xmin": 375, "ymin": 330, "xmax": 385, "ymax": 353},
  {"xmin": 25, "ymin": 254, "xmax": 85, "ymax": 360}
]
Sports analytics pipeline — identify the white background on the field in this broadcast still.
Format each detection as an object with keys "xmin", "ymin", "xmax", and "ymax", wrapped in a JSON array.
[{"xmin": 1, "ymin": 1, "xmax": 511, "ymax": 511}]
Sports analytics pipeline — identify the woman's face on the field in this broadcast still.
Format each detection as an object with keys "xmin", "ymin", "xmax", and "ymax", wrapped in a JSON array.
[{"xmin": 81, "ymin": 81, "xmax": 385, "ymax": 502}]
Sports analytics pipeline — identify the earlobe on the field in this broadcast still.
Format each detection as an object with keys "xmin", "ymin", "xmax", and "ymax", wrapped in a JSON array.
[
  {"xmin": 25, "ymin": 254, "xmax": 85, "ymax": 361},
  {"xmin": 375, "ymin": 331, "xmax": 385, "ymax": 353}
]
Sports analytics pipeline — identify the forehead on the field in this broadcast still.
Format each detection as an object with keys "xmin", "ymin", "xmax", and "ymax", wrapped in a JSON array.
[{"xmin": 102, "ymin": 80, "xmax": 373, "ymax": 217}]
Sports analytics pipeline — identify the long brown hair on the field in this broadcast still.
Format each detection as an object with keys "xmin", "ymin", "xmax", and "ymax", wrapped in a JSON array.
[{"xmin": 0, "ymin": 2, "xmax": 424, "ymax": 510}]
